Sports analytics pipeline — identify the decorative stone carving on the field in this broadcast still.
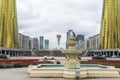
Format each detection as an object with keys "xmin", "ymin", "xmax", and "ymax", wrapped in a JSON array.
[{"xmin": 62, "ymin": 34, "xmax": 82, "ymax": 69}]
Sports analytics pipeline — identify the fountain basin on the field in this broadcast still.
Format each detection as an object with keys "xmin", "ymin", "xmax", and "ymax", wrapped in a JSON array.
[{"xmin": 28, "ymin": 64, "xmax": 120, "ymax": 78}]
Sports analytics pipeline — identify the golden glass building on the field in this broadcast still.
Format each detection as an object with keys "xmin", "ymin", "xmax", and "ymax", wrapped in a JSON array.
[
  {"xmin": 0, "ymin": 0, "xmax": 18, "ymax": 48},
  {"xmin": 100, "ymin": 0, "xmax": 120, "ymax": 49}
]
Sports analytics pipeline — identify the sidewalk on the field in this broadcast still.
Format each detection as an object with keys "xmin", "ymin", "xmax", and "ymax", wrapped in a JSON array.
[{"xmin": 0, "ymin": 68, "xmax": 120, "ymax": 80}]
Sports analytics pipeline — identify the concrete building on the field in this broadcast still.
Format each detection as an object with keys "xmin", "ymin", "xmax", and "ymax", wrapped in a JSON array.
[
  {"xmin": 79, "ymin": 39, "xmax": 89, "ymax": 50},
  {"xmin": 39, "ymin": 36, "xmax": 44, "ymax": 49},
  {"xmin": 84, "ymin": 49, "xmax": 120, "ymax": 58},
  {"xmin": 28, "ymin": 38, "xmax": 34, "ymax": 50},
  {"xmin": 0, "ymin": 47, "xmax": 32, "ymax": 57},
  {"xmin": 18, "ymin": 33, "xmax": 30, "ymax": 49},
  {"xmin": 44, "ymin": 39, "xmax": 49, "ymax": 49},
  {"xmin": 88, "ymin": 34, "xmax": 100, "ymax": 50},
  {"xmin": 79, "ymin": 34, "xmax": 99, "ymax": 50}
]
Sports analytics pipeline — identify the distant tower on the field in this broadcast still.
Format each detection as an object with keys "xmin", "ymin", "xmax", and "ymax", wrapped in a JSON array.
[
  {"xmin": 56, "ymin": 34, "xmax": 61, "ymax": 49},
  {"xmin": 100, "ymin": 0, "xmax": 120, "ymax": 49},
  {"xmin": 44, "ymin": 39, "xmax": 49, "ymax": 49},
  {"xmin": 39, "ymin": 36, "xmax": 44, "ymax": 49},
  {"xmin": 66, "ymin": 30, "xmax": 76, "ymax": 49},
  {"xmin": 33, "ymin": 38, "xmax": 39, "ymax": 50},
  {"xmin": 76, "ymin": 34, "xmax": 84, "ymax": 42},
  {"xmin": 0, "ymin": 0, "xmax": 18, "ymax": 48},
  {"xmin": 76, "ymin": 34, "xmax": 84, "ymax": 50}
]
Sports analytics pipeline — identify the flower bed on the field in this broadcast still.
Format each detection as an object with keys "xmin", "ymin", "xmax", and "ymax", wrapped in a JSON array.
[
  {"xmin": 0, "ymin": 59, "xmax": 55, "ymax": 68},
  {"xmin": 81, "ymin": 60, "xmax": 120, "ymax": 68}
]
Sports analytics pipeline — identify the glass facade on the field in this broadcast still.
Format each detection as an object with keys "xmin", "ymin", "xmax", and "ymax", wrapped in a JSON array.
[
  {"xmin": 39, "ymin": 36, "xmax": 44, "ymax": 49},
  {"xmin": 76, "ymin": 34, "xmax": 84, "ymax": 42},
  {"xmin": 44, "ymin": 39, "xmax": 49, "ymax": 49}
]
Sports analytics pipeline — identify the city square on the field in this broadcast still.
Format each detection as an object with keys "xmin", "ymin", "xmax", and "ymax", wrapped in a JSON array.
[
  {"xmin": 0, "ymin": 66, "xmax": 120, "ymax": 80},
  {"xmin": 1, "ymin": 0, "xmax": 120, "ymax": 80}
]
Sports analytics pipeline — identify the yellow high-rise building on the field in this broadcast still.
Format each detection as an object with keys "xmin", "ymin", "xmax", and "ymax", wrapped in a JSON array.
[
  {"xmin": 100, "ymin": 0, "xmax": 120, "ymax": 49},
  {"xmin": 0, "ymin": 0, "xmax": 18, "ymax": 48}
]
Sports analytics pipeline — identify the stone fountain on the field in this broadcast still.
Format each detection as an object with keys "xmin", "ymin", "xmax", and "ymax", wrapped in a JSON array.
[
  {"xmin": 28, "ymin": 34, "xmax": 120, "ymax": 79},
  {"xmin": 62, "ymin": 34, "xmax": 81, "ymax": 69}
]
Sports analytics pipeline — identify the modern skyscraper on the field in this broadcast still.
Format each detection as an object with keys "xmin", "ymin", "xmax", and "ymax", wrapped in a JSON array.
[
  {"xmin": 0, "ymin": 0, "xmax": 18, "ymax": 48},
  {"xmin": 44, "ymin": 39, "xmax": 49, "ymax": 49},
  {"xmin": 66, "ymin": 30, "xmax": 76, "ymax": 41},
  {"xmin": 100, "ymin": 0, "xmax": 120, "ymax": 49},
  {"xmin": 33, "ymin": 38, "xmax": 39, "ymax": 50},
  {"xmin": 76, "ymin": 34, "xmax": 84, "ymax": 42},
  {"xmin": 66, "ymin": 30, "xmax": 76, "ymax": 49},
  {"xmin": 39, "ymin": 36, "xmax": 44, "ymax": 49},
  {"xmin": 75, "ymin": 34, "xmax": 84, "ymax": 50}
]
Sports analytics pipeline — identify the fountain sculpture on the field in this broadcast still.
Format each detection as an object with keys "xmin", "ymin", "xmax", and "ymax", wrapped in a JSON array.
[
  {"xmin": 28, "ymin": 34, "xmax": 120, "ymax": 79},
  {"xmin": 62, "ymin": 34, "xmax": 81, "ymax": 69}
]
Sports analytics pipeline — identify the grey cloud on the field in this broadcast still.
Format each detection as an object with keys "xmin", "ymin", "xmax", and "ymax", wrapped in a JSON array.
[{"xmin": 17, "ymin": 0, "xmax": 103, "ymax": 48}]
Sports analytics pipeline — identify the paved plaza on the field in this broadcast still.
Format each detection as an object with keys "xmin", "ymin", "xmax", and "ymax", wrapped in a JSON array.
[
  {"xmin": 1, "ymin": 57, "xmax": 120, "ymax": 80},
  {"xmin": 0, "ymin": 68, "xmax": 120, "ymax": 80}
]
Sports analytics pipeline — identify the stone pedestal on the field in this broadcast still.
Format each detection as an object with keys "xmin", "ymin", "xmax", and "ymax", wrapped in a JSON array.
[{"xmin": 62, "ymin": 35, "xmax": 82, "ymax": 69}]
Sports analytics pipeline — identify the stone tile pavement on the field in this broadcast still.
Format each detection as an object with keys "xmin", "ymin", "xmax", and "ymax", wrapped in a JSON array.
[{"xmin": 0, "ymin": 68, "xmax": 120, "ymax": 80}]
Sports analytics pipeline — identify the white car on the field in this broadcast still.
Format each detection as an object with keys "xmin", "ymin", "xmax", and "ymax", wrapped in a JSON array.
[
  {"xmin": 112, "ymin": 55, "xmax": 117, "ymax": 58},
  {"xmin": 43, "ymin": 56, "xmax": 54, "ymax": 60}
]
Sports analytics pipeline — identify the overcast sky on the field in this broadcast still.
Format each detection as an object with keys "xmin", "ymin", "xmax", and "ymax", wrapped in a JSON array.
[{"xmin": 16, "ymin": 0, "xmax": 103, "ymax": 49}]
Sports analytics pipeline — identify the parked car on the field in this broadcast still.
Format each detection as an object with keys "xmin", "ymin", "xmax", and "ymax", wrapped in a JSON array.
[
  {"xmin": 43, "ymin": 56, "xmax": 54, "ymax": 60},
  {"xmin": 92, "ymin": 56, "xmax": 106, "ymax": 60},
  {"xmin": 0, "ymin": 54, "xmax": 8, "ymax": 59},
  {"xmin": 112, "ymin": 55, "xmax": 117, "ymax": 58},
  {"xmin": 56, "ymin": 61, "xmax": 61, "ymax": 64}
]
